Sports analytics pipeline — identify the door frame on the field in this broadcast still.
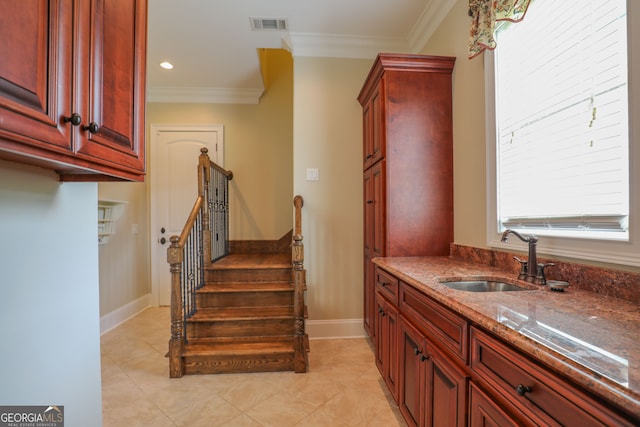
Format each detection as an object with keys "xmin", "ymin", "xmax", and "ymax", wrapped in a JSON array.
[{"xmin": 149, "ymin": 123, "xmax": 224, "ymax": 306}]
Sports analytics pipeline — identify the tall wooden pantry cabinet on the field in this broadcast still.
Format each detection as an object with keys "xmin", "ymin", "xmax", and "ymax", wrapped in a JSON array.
[{"xmin": 358, "ymin": 54, "xmax": 455, "ymax": 338}]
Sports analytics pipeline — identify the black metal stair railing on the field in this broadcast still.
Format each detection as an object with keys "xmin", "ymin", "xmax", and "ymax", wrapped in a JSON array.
[
  {"xmin": 209, "ymin": 161, "xmax": 232, "ymax": 262},
  {"xmin": 167, "ymin": 148, "xmax": 233, "ymax": 378}
]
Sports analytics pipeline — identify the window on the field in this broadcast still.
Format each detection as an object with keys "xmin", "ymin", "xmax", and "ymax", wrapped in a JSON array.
[{"xmin": 486, "ymin": 0, "xmax": 640, "ymax": 266}]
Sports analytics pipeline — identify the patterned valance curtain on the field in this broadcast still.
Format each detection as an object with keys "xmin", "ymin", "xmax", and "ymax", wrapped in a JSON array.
[{"xmin": 468, "ymin": 0, "xmax": 532, "ymax": 59}]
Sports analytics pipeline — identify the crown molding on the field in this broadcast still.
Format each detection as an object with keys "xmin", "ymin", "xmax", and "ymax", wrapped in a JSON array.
[
  {"xmin": 147, "ymin": 0, "xmax": 457, "ymax": 103},
  {"xmin": 283, "ymin": 0, "xmax": 456, "ymax": 58},
  {"xmin": 146, "ymin": 86, "xmax": 264, "ymax": 104},
  {"xmin": 408, "ymin": 0, "xmax": 457, "ymax": 52}
]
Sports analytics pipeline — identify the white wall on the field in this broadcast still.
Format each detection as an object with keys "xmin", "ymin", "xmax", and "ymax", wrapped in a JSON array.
[{"xmin": 0, "ymin": 161, "xmax": 103, "ymax": 426}]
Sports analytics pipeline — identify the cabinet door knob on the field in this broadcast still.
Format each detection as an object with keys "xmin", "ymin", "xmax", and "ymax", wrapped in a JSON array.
[
  {"xmin": 413, "ymin": 347, "xmax": 422, "ymax": 356},
  {"xmin": 366, "ymin": 200, "xmax": 374, "ymax": 204},
  {"xmin": 420, "ymin": 354, "xmax": 429, "ymax": 362},
  {"xmin": 63, "ymin": 113, "xmax": 82, "ymax": 126},
  {"xmin": 159, "ymin": 237, "xmax": 167, "ymax": 245},
  {"xmin": 515, "ymin": 384, "xmax": 532, "ymax": 396},
  {"xmin": 83, "ymin": 122, "xmax": 100, "ymax": 134}
]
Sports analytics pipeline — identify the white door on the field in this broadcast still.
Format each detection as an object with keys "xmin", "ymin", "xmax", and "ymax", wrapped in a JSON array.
[{"xmin": 150, "ymin": 124, "xmax": 224, "ymax": 306}]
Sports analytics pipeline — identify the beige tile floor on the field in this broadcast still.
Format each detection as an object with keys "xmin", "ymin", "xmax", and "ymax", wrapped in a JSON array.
[{"xmin": 101, "ymin": 307, "xmax": 407, "ymax": 426}]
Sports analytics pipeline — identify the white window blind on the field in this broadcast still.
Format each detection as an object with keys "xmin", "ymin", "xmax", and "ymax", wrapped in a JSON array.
[{"xmin": 494, "ymin": 0, "xmax": 629, "ymax": 238}]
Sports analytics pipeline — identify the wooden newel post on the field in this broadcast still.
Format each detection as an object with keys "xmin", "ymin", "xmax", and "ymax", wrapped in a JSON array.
[
  {"xmin": 292, "ymin": 195, "xmax": 308, "ymax": 373},
  {"xmin": 199, "ymin": 148, "xmax": 212, "ymax": 263},
  {"xmin": 167, "ymin": 235, "xmax": 184, "ymax": 378}
]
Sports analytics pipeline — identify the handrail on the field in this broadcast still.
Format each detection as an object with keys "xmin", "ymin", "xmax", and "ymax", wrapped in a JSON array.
[
  {"xmin": 177, "ymin": 196, "xmax": 204, "ymax": 246},
  {"xmin": 167, "ymin": 148, "xmax": 232, "ymax": 378},
  {"xmin": 292, "ymin": 195, "xmax": 309, "ymax": 372}
]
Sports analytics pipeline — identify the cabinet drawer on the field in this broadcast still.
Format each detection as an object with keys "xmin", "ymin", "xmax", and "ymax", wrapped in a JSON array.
[
  {"xmin": 470, "ymin": 327, "xmax": 635, "ymax": 426},
  {"xmin": 375, "ymin": 267, "xmax": 399, "ymax": 305},
  {"xmin": 399, "ymin": 282, "xmax": 467, "ymax": 363}
]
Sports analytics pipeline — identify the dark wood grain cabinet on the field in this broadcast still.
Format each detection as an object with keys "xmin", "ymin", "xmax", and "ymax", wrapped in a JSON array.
[
  {"xmin": 375, "ymin": 291, "xmax": 399, "ymax": 400},
  {"xmin": 373, "ymin": 266, "xmax": 638, "ymax": 427},
  {"xmin": 470, "ymin": 327, "xmax": 635, "ymax": 427},
  {"xmin": 0, "ymin": 0, "xmax": 147, "ymax": 181},
  {"xmin": 359, "ymin": 54, "xmax": 455, "ymax": 337},
  {"xmin": 398, "ymin": 315, "xmax": 468, "ymax": 427},
  {"xmin": 468, "ymin": 382, "xmax": 519, "ymax": 427},
  {"xmin": 374, "ymin": 266, "xmax": 400, "ymax": 400}
]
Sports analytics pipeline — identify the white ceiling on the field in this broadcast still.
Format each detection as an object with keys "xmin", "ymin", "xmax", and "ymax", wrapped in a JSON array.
[{"xmin": 146, "ymin": 0, "xmax": 456, "ymax": 103}]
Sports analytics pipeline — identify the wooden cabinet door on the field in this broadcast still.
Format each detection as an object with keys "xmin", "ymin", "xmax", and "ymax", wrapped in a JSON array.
[
  {"xmin": 469, "ymin": 382, "xmax": 519, "ymax": 427},
  {"xmin": 375, "ymin": 293, "xmax": 399, "ymax": 401},
  {"xmin": 74, "ymin": 0, "xmax": 146, "ymax": 177},
  {"xmin": 372, "ymin": 160, "xmax": 385, "ymax": 258},
  {"xmin": 0, "ymin": 0, "xmax": 73, "ymax": 153},
  {"xmin": 362, "ymin": 96, "xmax": 372, "ymax": 168},
  {"xmin": 374, "ymin": 292, "xmax": 386, "ymax": 374},
  {"xmin": 375, "ymin": 293, "xmax": 399, "ymax": 398},
  {"xmin": 423, "ymin": 345, "xmax": 468, "ymax": 427},
  {"xmin": 386, "ymin": 301, "xmax": 399, "ymax": 400},
  {"xmin": 399, "ymin": 317, "xmax": 426, "ymax": 427},
  {"xmin": 363, "ymin": 82, "xmax": 384, "ymax": 169},
  {"xmin": 363, "ymin": 168, "xmax": 374, "ymax": 336}
]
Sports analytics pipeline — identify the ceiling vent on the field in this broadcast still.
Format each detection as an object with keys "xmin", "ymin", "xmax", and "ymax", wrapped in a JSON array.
[{"xmin": 250, "ymin": 17, "xmax": 288, "ymax": 31}]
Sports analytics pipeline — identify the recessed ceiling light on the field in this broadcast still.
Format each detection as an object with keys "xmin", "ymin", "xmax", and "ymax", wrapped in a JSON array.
[{"xmin": 160, "ymin": 61, "xmax": 174, "ymax": 70}]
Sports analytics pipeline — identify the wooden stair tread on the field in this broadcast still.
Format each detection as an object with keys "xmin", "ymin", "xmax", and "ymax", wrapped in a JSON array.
[
  {"xmin": 184, "ymin": 337, "xmax": 294, "ymax": 356},
  {"xmin": 208, "ymin": 253, "xmax": 291, "ymax": 270},
  {"xmin": 190, "ymin": 306, "xmax": 294, "ymax": 320},
  {"xmin": 198, "ymin": 282, "xmax": 292, "ymax": 293}
]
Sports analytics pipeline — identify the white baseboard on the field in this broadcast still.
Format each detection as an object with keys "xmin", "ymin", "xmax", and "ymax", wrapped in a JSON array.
[
  {"xmin": 306, "ymin": 319, "xmax": 367, "ymax": 339},
  {"xmin": 100, "ymin": 294, "xmax": 152, "ymax": 335}
]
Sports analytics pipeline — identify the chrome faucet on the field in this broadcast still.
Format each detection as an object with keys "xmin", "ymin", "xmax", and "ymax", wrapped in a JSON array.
[{"xmin": 501, "ymin": 229, "xmax": 541, "ymax": 283}]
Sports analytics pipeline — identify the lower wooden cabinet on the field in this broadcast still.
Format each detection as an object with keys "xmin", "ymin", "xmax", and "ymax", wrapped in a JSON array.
[
  {"xmin": 470, "ymin": 327, "xmax": 635, "ymax": 427},
  {"xmin": 375, "ymin": 291, "xmax": 399, "ymax": 400},
  {"xmin": 372, "ymin": 266, "xmax": 638, "ymax": 427},
  {"xmin": 469, "ymin": 382, "xmax": 519, "ymax": 427},
  {"xmin": 399, "ymin": 316, "xmax": 468, "ymax": 427}
]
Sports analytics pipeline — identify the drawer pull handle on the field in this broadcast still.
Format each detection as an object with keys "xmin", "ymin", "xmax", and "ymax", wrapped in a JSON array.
[
  {"xmin": 516, "ymin": 384, "xmax": 532, "ymax": 396},
  {"xmin": 420, "ymin": 354, "xmax": 429, "ymax": 362},
  {"xmin": 378, "ymin": 281, "xmax": 388, "ymax": 287},
  {"xmin": 413, "ymin": 347, "xmax": 422, "ymax": 356}
]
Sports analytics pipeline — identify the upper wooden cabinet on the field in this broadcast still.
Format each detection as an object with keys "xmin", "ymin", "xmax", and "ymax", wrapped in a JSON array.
[
  {"xmin": 0, "ymin": 0, "xmax": 147, "ymax": 181},
  {"xmin": 359, "ymin": 53, "xmax": 456, "ymax": 258}
]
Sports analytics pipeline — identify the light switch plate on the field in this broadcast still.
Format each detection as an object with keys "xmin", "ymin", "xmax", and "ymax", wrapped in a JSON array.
[{"xmin": 306, "ymin": 168, "xmax": 319, "ymax": 181}]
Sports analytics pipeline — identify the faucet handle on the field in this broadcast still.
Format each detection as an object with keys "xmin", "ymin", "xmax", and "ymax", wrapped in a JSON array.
[
  {"xmin": 534, "ymin": 263, "xmax": 555, "ymax": 285},
  {"xmin": 513, "ymin": 256, "xmax": 528, "ymax": 280}
]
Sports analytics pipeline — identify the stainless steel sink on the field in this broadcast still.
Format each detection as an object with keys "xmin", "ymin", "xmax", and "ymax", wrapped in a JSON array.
[{"xmin": 440, "ymin": 280, "xmax": 530, "ymax": 292}]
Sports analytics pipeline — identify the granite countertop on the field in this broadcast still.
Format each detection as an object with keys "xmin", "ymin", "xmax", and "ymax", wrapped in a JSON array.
[{"xmin": 373, "ymin": 256, "xmax": 640, "ymax": 418}]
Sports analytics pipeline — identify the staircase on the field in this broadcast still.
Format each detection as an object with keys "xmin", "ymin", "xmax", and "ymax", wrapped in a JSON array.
[
  {"xmin": 166, "ymin": 149, "xmax": 308, "ymax": 377},
  {"xmin": 181, "ymin": 244, "xmax": 306, "ymax": 375}
]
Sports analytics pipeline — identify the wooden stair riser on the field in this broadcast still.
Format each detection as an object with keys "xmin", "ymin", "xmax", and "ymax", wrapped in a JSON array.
[
  {"xmin": 197, "ymin": 291, "xmax": 293, "ymax": 308},
  {"xmin": 183, "ymin": 353, "xmax": 295, "ymax": 375},
  {"xmin": 205, "ymin": 268, "xmax": 291, "ymax": 283},
  {"xmin": 187, "ymin": 318, "xmax": 295, "ymax": 338}
]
